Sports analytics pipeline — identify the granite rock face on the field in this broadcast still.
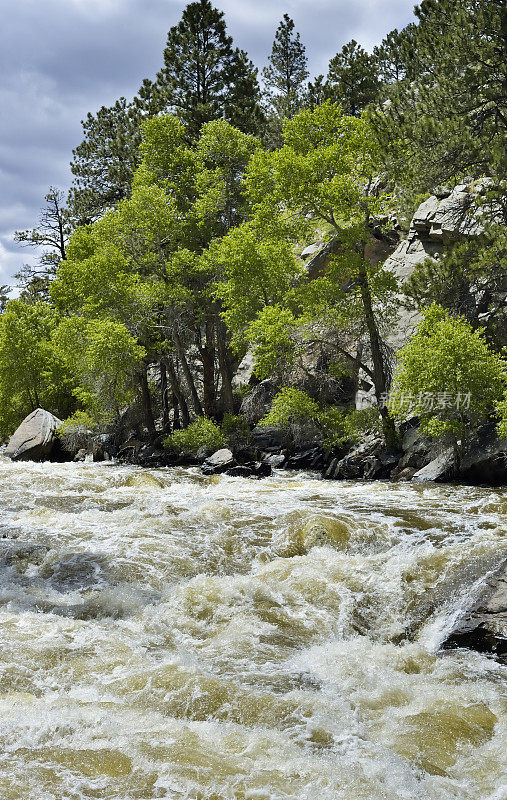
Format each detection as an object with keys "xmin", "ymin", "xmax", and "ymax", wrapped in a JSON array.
[{"xmin": 5, "ymin": 408, "xmax": 62, "ymax": 462}]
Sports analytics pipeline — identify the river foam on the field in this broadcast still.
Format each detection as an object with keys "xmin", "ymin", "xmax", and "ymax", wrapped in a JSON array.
[{"xmin": 0, "ymin": 456, "xmax": 505, "ymax": 799}]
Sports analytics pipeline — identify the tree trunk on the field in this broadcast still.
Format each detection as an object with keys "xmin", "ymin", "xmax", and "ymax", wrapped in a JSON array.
[
  {"xmin": 173, "ymin": 330, "xmax": 204, "ymax": 417},
  {"xmin": 357, "ymin": 263, "xmax": 398, "ymax": 447},
  {"xmin": 140, "ymin": 365, "xmax": 157, "ymax": 438},
  {"xmin": 216, "ymin": 320, "xmax": 235, "ymax": 413},
  {"xmin": 160, "ymin": 361, "xmax": 170, "ymax": 428},
  {"xmin": 164, "ymin": 356, "xmax": 191, "ymax": 428},
  {"xmin": 200, "ymin": 318, "xmax": 216, "ymax": 416}
]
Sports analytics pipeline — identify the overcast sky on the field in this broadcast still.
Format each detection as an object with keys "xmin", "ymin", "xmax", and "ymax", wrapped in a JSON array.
[{"xmin": 0, "ymin": 0, "xmax": 416, "ymax": 286}]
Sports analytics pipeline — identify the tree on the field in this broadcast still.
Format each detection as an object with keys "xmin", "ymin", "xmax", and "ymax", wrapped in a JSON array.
[
  {"xmin": 327, "ymin": 40, "xmax": 380, "ymax": 117},
  {"xmin": 14, "ymin": 188, "xmax": 71, "ymax": 299},
  {"xmin": 262, "ymin": 14, "xmax": 309, "ymax": 121},
  {"xmin": 0, "ymin": 286, "xmax": 11, "ymax": 313},
  {"xmin": 155, "ymin": 0, "xmax": 263, "ymax": 141},
  {"xmin": 217, "ymin": 102, "xmax": 399, "ymax": 443},
  {"xmin": 69, "ymin": 99, "xmax": 144, "ymax": 224},
  {"xmin": 373, "ymin": 25, "xmax": 418, "ymax": 85},
  {"xmin": 0, "ymin": 300, "xmax": 76, "ymax": 437},
  {"xmin": 390, "ymin": 304, "xmax": 506, "ymax": 460},
  {"xmin": 403, "ymin": 224, "xmax": 507, "ymax": 346},
  {"xmin": 375, "ymin": 0, "xmax": 506, "ymax": 199},
  {"xmin": 53, "ymin": 115, "xmax": 260, "ymax": 429}
]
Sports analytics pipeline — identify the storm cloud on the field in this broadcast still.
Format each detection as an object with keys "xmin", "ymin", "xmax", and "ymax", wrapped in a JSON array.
[{"xmin": 0, "ymin": 0, "xmax": 416, "ymax": 284}]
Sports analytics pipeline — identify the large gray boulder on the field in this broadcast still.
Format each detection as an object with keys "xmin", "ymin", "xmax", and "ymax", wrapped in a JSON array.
[
  {"xmin": 443, "ymin": 560, "xmax": 507, "ymax": 660},
  {"xmin": 201, "ymin": 448, "xmax": 235, "ymax": 475},
  {"xmin": 5, "ymin": 408, "xmax": 62, "ymax": 462}
]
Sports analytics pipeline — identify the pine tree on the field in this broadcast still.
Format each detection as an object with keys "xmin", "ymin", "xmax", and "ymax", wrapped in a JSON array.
[
  {"xmin": 375, "ymin": 0, "xmax": 506, "ymax": 196},
  {"xmin": 373, "ymin": 25, "xmax": 418, "ymax": 84},
  {"xmin": 69, "ymin": 98, "xmax": 143, "ymax": 224},
  {"xmin": 327, "ymin": 40, "xmax": 380, "ymax": 117},
  {"xmin": 155, "ymin": 0, "xmax": 263, "ymax": 141},
  {"xmin": 262, "ymin": 14, "xmax": 309, "ymax": 120}
]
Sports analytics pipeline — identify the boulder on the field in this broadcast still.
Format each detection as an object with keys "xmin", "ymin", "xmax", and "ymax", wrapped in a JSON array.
[
  {"xmin": 443, "ymin": 560, "xmax": 507, "ymax": 660},
  {"xmin": 265, "ymin": 453, "xmax": 286, "ymax": 467},
  {"xmin": 458, "ymin": 438, "xmax": 507, "ymax": 486},
  {"xmin": 412, "ymin": 449, "xmax": 455, "ymax": 483},
  {"xmin": 226, "ymin": 461, "xmax": 272, "ymax": 478},
  {"xmin": 73, "ymin": 448, "xmax": 87, "ymax": 462},
  {"xmin": 5, "ymin": 408, "xmax": 62, "ymax": 462},
  {"xmin": 201, "ymin": 448, "xmax": 235, "ymax": 476},
  {"xmin": 286, "ymin": 446, "xmax": 326, "ymax": 471},
  {"xmin": 240, "ymin": 380, "xmax": 278, "ymax": 425},
  {"xmin": 324, "ymin": 437, "xmax": 400, "ymax": 480}
]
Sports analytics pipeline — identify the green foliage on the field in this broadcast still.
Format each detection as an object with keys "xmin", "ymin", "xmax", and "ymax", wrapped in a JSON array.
[
  {"xmin": 390, "ymin": 304, "xmax": 506, "ymax": 440},
  {"xmin": 247, "ymin": 306, "xmax": 299, "ymax": 381},
  {"xmin": 54, "ymin": 317, "xmax": 145, "ymax": 424},
  {"xmin": 372, "ymin": 25, "xmax": 418, "ymax": 84},
  {"xmin": 155, "ymin": 0, "xmax": 263, "ymax": 140},
  {"xmin": 404, "ymin": 224, "xmax": 507, "ymax": 344},
  {"xmin": 262, "ymin": 14, "xmax": 309, "ymax": 131},
  {"xmin": 326, "ymin": 40, "xmax": 380, "ymax": 117},
  {"xmin": 220, "ymin": 413, "xmax": 252, "ymax": 450},
  {"xmin": 164, "ymin": 416, "xmax": 225, "ymax": 456},
  {"xmin": 497, "ymin": 392, "xmax": 507, "ymax": 440},
  {"xmin": 318, "ymin": 406, "xmax": 381, "ymax": 451},
  {"xmin": 259, "ymin": 388, "xmax": 319, "ymax": 429},
  {"xmin": 375, "ymin": 0, "xmax": 506, "ymax": 199},
  {"xmin": 0, "ymin": 300, "xmax": 76, "ymax": 437},
  {"xmin": 69, "ymin": 99, "xmax": 146, "ymax": 223}
]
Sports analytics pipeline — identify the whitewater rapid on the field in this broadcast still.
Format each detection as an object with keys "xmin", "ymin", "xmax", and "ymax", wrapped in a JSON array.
[{"xmin": 0, "ymin": 455, "xmax": 505, "ymax": 799}]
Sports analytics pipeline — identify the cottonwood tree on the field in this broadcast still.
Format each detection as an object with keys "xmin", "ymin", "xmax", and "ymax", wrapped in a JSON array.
[{"xmin": 214, "ymin": 102, "xmax": 399, "ymax": 443}]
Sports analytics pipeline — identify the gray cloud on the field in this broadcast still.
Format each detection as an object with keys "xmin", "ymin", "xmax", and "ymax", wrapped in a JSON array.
[{"xmin": 0, "ymin": 0, "xmax": 415, "ymax": 285}]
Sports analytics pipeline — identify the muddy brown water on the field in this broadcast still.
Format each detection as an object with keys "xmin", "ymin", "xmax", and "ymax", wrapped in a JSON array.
[{"xmin": 0, "ymin": 456, "xmax": 505, "ymax": 799}]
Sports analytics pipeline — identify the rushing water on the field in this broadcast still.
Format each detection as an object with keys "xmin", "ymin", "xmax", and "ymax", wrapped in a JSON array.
[{"xmin": 0, "ymin": 455, "xmax": 505, "ymax": 800}]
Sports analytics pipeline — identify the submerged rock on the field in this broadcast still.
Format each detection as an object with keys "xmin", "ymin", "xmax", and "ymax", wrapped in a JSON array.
[
  {"xmin": 5, "ymin": 408, "xmax": 62, "ymax": 462},
  {"xmin": 443, "ymin": 560, "xmax": 507, "ymax": 660}
]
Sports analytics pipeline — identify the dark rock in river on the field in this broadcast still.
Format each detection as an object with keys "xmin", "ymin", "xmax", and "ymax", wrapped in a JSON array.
[
  {"xmin": 226, "ymin": 461, "xmax": 272, "ymax": 478},
  {"xmin": 324, "ymin": 437, "xmax": 400, "ymax": 480},
  {"xmin": 443, "ymin": 560, "xmax": 507, "ymax": 660},
  {"xmin": 5, "ymin": 408, "xmax": 63, "ymax": 462}
]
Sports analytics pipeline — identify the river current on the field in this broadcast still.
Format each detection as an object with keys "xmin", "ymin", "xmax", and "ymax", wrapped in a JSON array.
[{"xmin": 0, "ymin": 455, "xmax": 505, "ymax": 799}]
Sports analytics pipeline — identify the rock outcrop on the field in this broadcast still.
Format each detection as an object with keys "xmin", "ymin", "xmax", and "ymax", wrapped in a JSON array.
[
  {"xmin": 443, "ymin": 560, "xmax": 507, "ymax": 660},
  {"xmin": 324, "ymin": 437, "xmax": 400, "ymax": 480},
  {"xmin": 5, "ymin": 409, "xmax": 62, "ymax": 462}
]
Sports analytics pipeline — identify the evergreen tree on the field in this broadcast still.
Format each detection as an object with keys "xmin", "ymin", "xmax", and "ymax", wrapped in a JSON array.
[
  {"xmin": 373, "ymin": 24, "xmax": 418, "ymax": 84},
  {"xmin": 376, "ymin": 0, "xmax": 506, "ymax": 197},
  {"xmin": 327, "ymin": 40, "xmax": 380, "ymax": 117},
  {"xmin": 155, "ymin": 0, "xmax": 263, "ymax": 141},
  {"xmin": 262, "ymin": 14, "xmax": 309, "ymax": 120},
  {"xmin": 69, "ymin": 99, "xmax": 144, "ymax": 224}
]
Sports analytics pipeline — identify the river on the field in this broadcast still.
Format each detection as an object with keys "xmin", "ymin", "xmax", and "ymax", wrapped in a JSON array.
[{"xmin": 0, "ymin": 455, "xmax": 505, "ymax": 799}]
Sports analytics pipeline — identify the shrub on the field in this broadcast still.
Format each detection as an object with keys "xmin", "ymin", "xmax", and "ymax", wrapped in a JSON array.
[
  {"xmin": 259, "ymin": 388, "xmax": 319, "ymax": 428},
  {"xmin": 318, "ymin": 406, "xmax": 382, "ymax": 451},
  {"xmin": 164, "ymin": 417, "xmax": 225, "ymax": 456},
  {"xmin": 220, "ymin": 413, "xmax": 252, "ymax": 450},
  {"xmin": 390, "ymin": 304, "xmax": 505, "ymax": 450}
]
